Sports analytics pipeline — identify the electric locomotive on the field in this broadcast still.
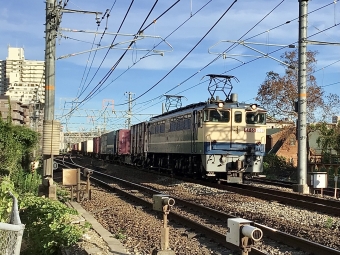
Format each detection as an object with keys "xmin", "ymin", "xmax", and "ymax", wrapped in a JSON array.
[{"xmin": 145, "ymin": 74, "xmax": 267, "ymax": 183}]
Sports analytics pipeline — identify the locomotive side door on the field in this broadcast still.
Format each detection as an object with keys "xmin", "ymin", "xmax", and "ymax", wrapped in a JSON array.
[{"xmin": 191, "ymin": 110, "xmax": 198, "ymax": 153}]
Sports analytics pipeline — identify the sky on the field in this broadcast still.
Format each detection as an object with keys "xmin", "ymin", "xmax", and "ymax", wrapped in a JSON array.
[{"xmin": 1, "ymin": 0, "xmax": 339, "ymax": 132}]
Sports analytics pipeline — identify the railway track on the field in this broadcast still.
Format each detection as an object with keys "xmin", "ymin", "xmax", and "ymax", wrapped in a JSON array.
[
  {"xmin": 250, "ymin": 177, "xmax": 339, "ymax": 198},
  {"xmin": 217, "ymin": 180, "xmax": 340, "ymax": 216},
  {"xmin": 83, "ymin": 161, "xmax": 340, "ymax": 216},
  {"xmin": 55, "ymin": 158, "xmax": 340, "ymax": 255}
]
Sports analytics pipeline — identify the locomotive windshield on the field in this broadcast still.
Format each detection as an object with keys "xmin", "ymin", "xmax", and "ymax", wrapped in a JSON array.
[
  {"xmin": 204, "ymin": 109, "xmax": 230, "ymax": 122},
  {"xmin": 246, "ymin": 112, "xmax": 266, "ymax": 124}
]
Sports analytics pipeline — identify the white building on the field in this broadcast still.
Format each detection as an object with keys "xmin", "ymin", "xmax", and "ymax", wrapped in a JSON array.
[{"xmin": 0, "ymin": 47, "xmax": 45, "ymax": 106}]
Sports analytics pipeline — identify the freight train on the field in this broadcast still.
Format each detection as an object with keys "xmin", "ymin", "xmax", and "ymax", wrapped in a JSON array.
[{"xmin": 71, "ymin": 75, "xmax": 267, "ymax": 183}]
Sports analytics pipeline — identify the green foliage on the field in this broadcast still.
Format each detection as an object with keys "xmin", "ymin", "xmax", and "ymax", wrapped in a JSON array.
[
  {"xmin": 57, "ymin": 187, "xmax": 71, "ymax": 202},
  {"xmin": 0, "ymin": 176, "xmax": 18, "ymax": 222},
  {"xmin": 114, "ymin": 229, "xmax": 127, "ymax": 240},
  {"xmin": 324, "ymin": 217, "xmax": 333, "ymax": 229},
  {"xmin": 0, "ymin": 118, "xmax": 39, "ymax": 174},
  {"xmin": 11, "ymin": 170, "xmax": 41, "ymax": 195},
  {"xmin": 20, "ymin": 195, "xmax": 88, "ymax": 255},
  {"xmin": 316, "ymin": 122, "xmax": 340, "ymax": 155},
  {"xmin": 263, "ymin": 154, "xmax": 297, "ymax": 180}
]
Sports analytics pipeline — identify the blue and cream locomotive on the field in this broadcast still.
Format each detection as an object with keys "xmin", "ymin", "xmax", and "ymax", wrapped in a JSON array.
[
  {"xmin": 73, "ymin": 74, "xmax": 267, "ymax": 183},
  {"xmin": 145, "ymin": 74, "xmax": 267, "ymax": 183}
]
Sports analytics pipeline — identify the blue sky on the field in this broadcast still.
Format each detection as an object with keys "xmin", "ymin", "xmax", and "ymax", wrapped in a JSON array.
[{"xmin": 1, "ymin": 0, "xmax": 339, "ymax": 131}]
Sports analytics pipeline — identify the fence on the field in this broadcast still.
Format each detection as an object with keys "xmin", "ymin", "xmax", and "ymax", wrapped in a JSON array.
[{"xmin": 0, "ymin": 192, "xmax": 25, "ymax": 255}]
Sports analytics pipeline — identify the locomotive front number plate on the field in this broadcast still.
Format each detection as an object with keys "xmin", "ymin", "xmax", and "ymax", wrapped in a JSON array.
[{"xmin": 244, "ymin": 128, "xmax": 265, "ymax": 133}]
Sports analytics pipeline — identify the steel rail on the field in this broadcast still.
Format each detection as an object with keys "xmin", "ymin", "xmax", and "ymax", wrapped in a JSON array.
[
  {"xmin": 55, "ymin": 158, "xmax": 340, "ymax": 255},
  {"xmin": 250, "ymin": 177, "xmax": 338, "ymax": 198},
  {"xmin": 177, "ymin": 177, "xmax": 340, "ymax": 216}
]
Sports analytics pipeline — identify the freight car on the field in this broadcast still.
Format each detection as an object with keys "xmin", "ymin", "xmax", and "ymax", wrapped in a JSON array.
[{"xmin": 72, "ymin": 74, "xmax": 267, "ymax": 183}]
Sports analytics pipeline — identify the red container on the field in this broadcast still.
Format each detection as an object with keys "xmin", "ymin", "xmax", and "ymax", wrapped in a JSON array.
[
  {"xmin": 93, "ymin": 137, "xmax": 101, "ymax": 155},
  {"xmin": 72, "ymin": 143, "xmax": 78, "ymax": 151},
  {"xmin": 117, "ymin": 129, "xmax": 131, "ymax": 155}
]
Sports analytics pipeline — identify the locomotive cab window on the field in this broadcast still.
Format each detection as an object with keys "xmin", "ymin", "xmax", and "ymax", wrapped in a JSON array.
[
  {"xmin": 204, "ymin": 109, "xmax": 230, "ymax": 122},
  {"xmin": 246, "ymin": 112, "xmax": 266, "ymax": 124},
  {"xmin": 234, "ymin": 111, "xmax": 242, "ymax": 123}
]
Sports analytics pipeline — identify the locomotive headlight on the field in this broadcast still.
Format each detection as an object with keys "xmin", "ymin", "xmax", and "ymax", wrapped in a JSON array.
[
  {"xmin": 250, "ymin": 104, "xmax": 257, "ymax": 110},
  {"xmin": 218, "ymin": 102, "xmax": 224, "ymax": 108}
]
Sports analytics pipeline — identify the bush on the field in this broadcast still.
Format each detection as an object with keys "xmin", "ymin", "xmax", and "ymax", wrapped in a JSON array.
[
  {"xmin": 11, "ymin": 170, "xmax": 41, "ymax": 196},
  {"xmin": 20, "ymin": 195, "xmax": 88, "ymax": 255},
  {"xmin": 263, "ymin": 154, "xmax": 297, "ymax": 180},
  {"xmin": 0, "ymin": 176, "xmax": 17, "ymax": 222}
]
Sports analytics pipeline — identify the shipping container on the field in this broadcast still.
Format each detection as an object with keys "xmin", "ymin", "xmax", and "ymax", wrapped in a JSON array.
[
  {"xmin": 131, "ymin": 122, "xmax": 148, "ymax": 156},
  {"xmin": 100, "ymin": 131, "xmax": 116, "ymax": 155},
  {"xmin": 71, "ymin": 143, "xmax": 77, "ymax": 151},
  {"xmin": 117, "ymin": 129, "xmax": 131, "ymax": 155},
  {"xmin": 84, "ymin": 139, "xmax": 93, "ymax": 153},
  {"xmin": 93, "ymin": 137, "xmax": 101, "ymax": 155},
  {"xmin": 107, "ymin": 130, "xmax": 116, "ymax": 154},
  {"xmin": 100, "ymin": 133, "xmax": 107, "ymax": 155}
]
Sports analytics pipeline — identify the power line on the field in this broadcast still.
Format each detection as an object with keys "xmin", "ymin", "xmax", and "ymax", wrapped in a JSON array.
[
  {"xmin": 114, "ymin": 0, "xmax": 239, "ymax": 107},
  {"xmin": 107, "ymin": 0, "xmax": 336, "ymax": 110},
  {"xmin": 134, "ymin": 2, "xmax": 340, "ymax": 114},
  {"xmin": 59, "ymin": 0, "xmax": 338, "ymax": 119},
  {"xmin": 130, "ymin": 0, "xmax": 287, "ymax": 111},
  {"xmin": 92, "ymin": 0, "xmax": 214, "ymax": 104},
  {"xmin": 62, "ymin": 0, "xmax": 181, "ymax": 118},
  {"xmin": 75, "ymin": 0, "xmax": 161, "ymax": 103},
  {"xmin": 78, "ymin": 0, "xmax": 178, "ymax": 103},
  {"xmin": 76, "ymin": 0, "xmax": 135, "ymax": 100}
]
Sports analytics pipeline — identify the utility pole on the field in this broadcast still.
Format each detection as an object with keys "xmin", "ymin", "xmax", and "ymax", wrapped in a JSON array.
[
  {"xmin": 126, "ymin": 92, "xmax": 134, "ymax": 129},
  {"xmin": 295, "ymin": 0, "xmax": 309, "ymax": 194},
  {"xmin": 40, "ymin": 2, "xmax": 104, "ymax": 199},
  {"xmin": 39, "ymin": 0, "xmax": 60, "ymax": 199}
]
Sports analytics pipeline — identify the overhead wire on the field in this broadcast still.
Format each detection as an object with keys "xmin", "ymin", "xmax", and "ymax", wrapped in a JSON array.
[
  {"xmin": 131, "ymin": 0, "xmax": 287, "ymax": 111},
  {"xmin": 76, "ymin": 0, "xmax": 134, "ymax": 100},
  {"xmin": 221, "ymin": 20, "xmax": 340, "ymax": 76},
  {"xmin": 113, "ymin": 0, "xmax": 240, "ymax": 107},
  {"xmin": 180, "ymin": 2, "xmax": 340, "ymax": 91},
  {"xmin": 61, "ymin": 0, "xmax": 338, "ymax": 123},
  {"xmin": 76, "ymin": 16, "xmax": 103, "ymax": 99},
  {"xmin": 60, "ymin": 36, "xmax": 101, "ymax": 45},
  {"xmin": 92, "ymin": 0, "xmax": 214, "ymax": 103},
  {"xmin": 79, "ymin": 0, "xmax": 179, "ymax": 102},
  {"xmin": 63, "ymin": 0, "xmax": 181, "ymax": 118},
  {"xmin": 77, "ymin": 0, "xmax": 161, "ymax": 103},
  {"xmin": 63, "ymin": 0, "xmax": 137, "ymax": 119},
  {"xmin": 77, "ymin": 5, "xmax": 116, "ymax": 99},
  {"xmin": 134, "ymin": 1, "xmax": 338, "ymax": 113},
  {"xmin": 321, "ymin": 81, "xmax": 340, "ymax": 87},
  {"xmin": 62, "ymin": 0, "xmax": 154, "ymax": 117}
]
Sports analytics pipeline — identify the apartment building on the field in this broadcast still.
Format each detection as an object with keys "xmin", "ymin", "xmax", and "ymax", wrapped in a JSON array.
[
  {"xmin": 0, "ymin": 95, "xmax": 31, "ymax": 125},
  {"xmin": 0, "ymin": 46, "xmax": 45, "ymax": 127}
]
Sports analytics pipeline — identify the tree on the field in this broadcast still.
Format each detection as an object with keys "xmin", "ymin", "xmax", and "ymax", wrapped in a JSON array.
[
  {"xmin": 256, "ymin": 50, "xmax": 340, "ymax": 166},
  {"xmin": 256, "ymin": 50, "xmax": 324, "ymax": 122},
  {"xmin": 316, "ymin": 122, "xmax": 340, "ymax": 155},
  {"xmin": 0, "ymin": 118, "xmax": 39, "ymax": 174},
  {"xmin": 317, "ymin": 93, "xmax": 340, "ymax": 122}
]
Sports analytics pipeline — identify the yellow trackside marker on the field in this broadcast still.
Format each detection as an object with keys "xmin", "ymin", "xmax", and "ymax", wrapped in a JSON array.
[
  {"xmin": 299, "ymin": 93, "xmax": 306, "ymax": 97},
  {"xmin": 45, "ymin": 85, "xmax": 55, "ymax": 90}
]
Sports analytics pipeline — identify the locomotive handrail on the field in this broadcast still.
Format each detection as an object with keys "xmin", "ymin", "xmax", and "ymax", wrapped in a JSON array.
[{"xmin": 206, "ymin": 134, "xmax": 212, "ymax": 151}]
